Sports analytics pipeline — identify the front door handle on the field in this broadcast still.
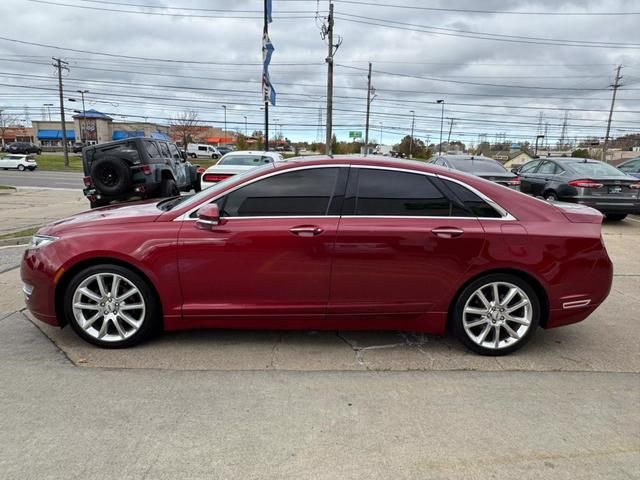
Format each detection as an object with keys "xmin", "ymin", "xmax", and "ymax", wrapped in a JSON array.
[
  {"xmin": 432, "ymin": 227, "xmax": 464, "ymax": 239},
  {"xmin": 289, "ymin": 225, "xmax": 324, "ymax": 237}
]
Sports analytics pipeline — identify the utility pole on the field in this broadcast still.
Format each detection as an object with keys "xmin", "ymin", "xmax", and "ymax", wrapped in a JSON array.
[
  {"xmin": 364, "ymin": 62, "xmax": 372, "ymax": 156},
  {"xmin": 437, "ymin": 99, "xmax": 445, "ymax": 155},
  {"xmin": 77, "ymin": 89, "xmax": 88, "ymax": 144},
  {"xmin": 53, "ymin": 57, "xmax": 69, "ymax": 167},
  {"xmin": 244, "ymin": 116, "xmax": 247, "ymax": 136},
  {"xmin": 602, "ymin": 65, "xmax": 623, "ymax": 163},
  {"xmin": 447, "ymin": 118, "xmax": 455, "ymax": 144},
  {"xmin": 324, "ymin": 2, "xmax": 335, "ymax": 155},
  {"xmin": 409, "ymin": 110, "xmax": 415, "ymax": 159}
]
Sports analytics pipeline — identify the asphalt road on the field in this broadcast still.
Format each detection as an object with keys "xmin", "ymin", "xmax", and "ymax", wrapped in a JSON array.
[{"xmin": 0, "ymin": 169, "xmax": 84, "ymax": 189}]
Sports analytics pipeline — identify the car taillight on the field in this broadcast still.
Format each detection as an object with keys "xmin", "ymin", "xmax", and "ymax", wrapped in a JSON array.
[
  {"xmin": 630, "ymin": 182, "xmax": 640, "ymax": 190},
  {"xmin": 506, "ymin": 178, "xmax": 520, "ymax": 186},
  {"xmin": 202, "ymin": 173, "xmax": 232, "ymax": 183},
  {"xmin": 142, "ymin": 165, "xmax": 152, "ymax": 175},
  {"xmin": 83, "ymin": 176, "xmax": 92, "ymax": 187},
  {"xmin": 568, "ymin": 179, "xmax": 603, "ymax": 189}
]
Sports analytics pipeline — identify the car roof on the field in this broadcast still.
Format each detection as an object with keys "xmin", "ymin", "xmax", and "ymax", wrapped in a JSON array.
[{"xmin": 225, "ymin": 150, "xmax": 282, "ymax": 158}]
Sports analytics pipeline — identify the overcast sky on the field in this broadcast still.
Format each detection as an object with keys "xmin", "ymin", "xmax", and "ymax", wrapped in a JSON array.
[{"xmin": 0, "ymin": 0, "xmax": 638, "ymax": 146}]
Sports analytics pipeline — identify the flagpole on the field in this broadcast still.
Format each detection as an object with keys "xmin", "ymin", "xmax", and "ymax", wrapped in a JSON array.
[{"xmin": 263, "ymin": 0, "xmax": 269, "ymax": 152}]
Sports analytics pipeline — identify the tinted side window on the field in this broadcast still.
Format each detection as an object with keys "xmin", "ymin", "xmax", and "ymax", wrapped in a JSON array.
[
  {"xmin": 145, "ymin": 141, "xmax": 162, "ymax": 159},
  {"xmin": 353, "ymin": 169, "xmax": 459, "ymax": 217},
  {"xmin": 443, "ymin": 180, "xmax": 502, "ymax": 218},
  {"xmin": 519, "ymin": 161, "xmax": 540, "ymax": 173},
  {"xmin": 159, "ymin": 142, "xmax": 171, "ymax": 157},
  {"xmin": 169, "ymin": 143, "xmax": 181, "ymax": 160},
  {"xmin": 222, "ymin": 168, "xmax": 339, "ymax": 217},
  {"xmin": 537, "ymin": 161, "xmax": 557, "ymax": 175}
]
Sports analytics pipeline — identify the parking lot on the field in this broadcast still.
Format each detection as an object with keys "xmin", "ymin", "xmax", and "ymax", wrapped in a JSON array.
[{"xmin": 0, "ymin": 184, "xmax": 638, "ymax": 479}]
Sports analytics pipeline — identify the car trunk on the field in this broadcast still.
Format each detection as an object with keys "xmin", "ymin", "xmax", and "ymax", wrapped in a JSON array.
[
  {"xmin": 552, "ymin": 202, "xmax": 604, "ymax": 224},
  {"xmin": 478, "ymin": 174, "xmax": 520, "ymax": 190},
  {"xmin": 574, "ymin": 177, "xmax": 640, "ymax": 199}
]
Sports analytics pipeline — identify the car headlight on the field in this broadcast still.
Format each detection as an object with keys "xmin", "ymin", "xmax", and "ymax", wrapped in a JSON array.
[{"xmin": 28, "ymin": 234, "xmax": 59, "ymax": 250}]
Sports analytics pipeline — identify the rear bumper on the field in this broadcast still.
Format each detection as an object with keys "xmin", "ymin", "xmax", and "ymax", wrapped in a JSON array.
[{"xmin": 562, "ymin": 197, "xmax": 640, "ymax": 215}]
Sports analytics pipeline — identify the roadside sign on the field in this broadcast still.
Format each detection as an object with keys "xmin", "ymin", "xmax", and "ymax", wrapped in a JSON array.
[{"xmin": 348, "ymin": 131, "xmax": 362, "ymax": 138}]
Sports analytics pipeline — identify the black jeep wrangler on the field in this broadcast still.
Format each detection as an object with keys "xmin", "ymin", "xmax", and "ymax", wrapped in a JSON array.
[{"xmin": 82, "ymin": 137, "xmax": 200, "ymax": 208}]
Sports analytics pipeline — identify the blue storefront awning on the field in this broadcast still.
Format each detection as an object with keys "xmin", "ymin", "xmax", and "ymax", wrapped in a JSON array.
[
  {"xmin": 151, "ymin": 132, "xmax": 169, "ymax": 140},
  {"xmin": 113, "ymin": 130, "xmax": 144, "ymax": 140},
  {"xmin": 37, "ymin": 129, "xmax": 75, "ymax": 140}
]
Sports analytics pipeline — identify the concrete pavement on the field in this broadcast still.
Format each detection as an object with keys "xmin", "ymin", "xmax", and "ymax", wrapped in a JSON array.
[{"xmin": 0, "ymin": 169, "xmax": 84, "ymax": 190}]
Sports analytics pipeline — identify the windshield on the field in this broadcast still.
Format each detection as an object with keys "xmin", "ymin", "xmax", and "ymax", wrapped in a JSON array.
[
  {"xmin": 567, "ymin": 161, "xmax": 628, "ymax": 177},
  {"xmin": 161, "ymin": 162, "xmax": 276, "ymax": 211},
  {"xmin": 219, "ymin": 154, "xmax": 274, "ymax": 166},
  {"xmin": 449, "ymin": 158, "xmax": 507, "ymax": 173}
]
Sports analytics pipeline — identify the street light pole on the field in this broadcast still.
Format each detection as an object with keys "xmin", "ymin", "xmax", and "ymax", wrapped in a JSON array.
[
  {"xmin": 409, "ymin": 110, "xmax": 415, "ymax": 159},
  {"xmin": 222, "ymin": 105, "xmax": 227, "ymax": 146},
  {"xmin": 437, "ymin": 99, "xmax": 444, "ymax": 155},
  {"xmin": 77, "ymin": 89, "xmax": 88, "ymax": 144},
  {"xmin": 244, "ymin": 116, "xmax": 247, "ymax": 136},
  {"xmin": 43, "ymin": 103, "xmax": 53, "ymax": 121}
]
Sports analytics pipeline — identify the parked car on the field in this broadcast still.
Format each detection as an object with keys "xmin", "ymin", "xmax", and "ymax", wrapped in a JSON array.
[
  {"xmin": 430, "ymin": 154, "xmax": 520, "ymax": 190},
  {"xmin": 186, "ymin": 143, "xmax": 221, "ymax": 159},
  {"xmin": 0, "ymin": 154, "xmax": 37, "ymax": 171},
  {"xmin": 216, "ymin": 146, "xmax": 232, "ymax": 156},
  {"xmin": 616, "ymin": 157, "xmax": 640, "ymax": 179},
  {"xmin": 72, "ymin": 142, "xmax": 85, "ymax": 153},
  {"xmin": 4, "ymin": 142, "xmax": 41, "ymax": 155},
  {"xmin": 200, "ymin": 150, "xmax": 283, "ymax": 190},
  {"xmin": 81, "ymin": 137, "xmax": 200, "ymax": 208},
  {"xmin": 22, "ymin": 156, "xmax": 612, "ymax": 354},
  {"xmin": 516, "ymin": 157, "xmax": 640, "ymax": 221}
]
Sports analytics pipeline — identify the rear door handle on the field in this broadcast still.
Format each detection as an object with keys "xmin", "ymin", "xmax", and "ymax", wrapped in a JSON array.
[
  {"xmin": 289, "ymin": 225, "xmax": 324, "ymax": 237},
  {"xmin": 432, "ymin": 227, "xmax": 464, "ymax": 239}
]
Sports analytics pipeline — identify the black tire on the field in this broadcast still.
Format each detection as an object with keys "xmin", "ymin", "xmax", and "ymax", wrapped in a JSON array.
[
  {"xmin": 63, "ymin": 264, "xmax": 161, "ymax": 348},
  {"xmin": 605, "ymin": 213, "xmax": 627, "ymax": 221},
  {"xmin": 212, "ymin": 154, "xmax": 219, "ymax": 160},
  {"xmin": 543, "ymin": 191, "xmax": 558, "ymax": 202},
  {"xmin": 451, "ymin": 273, "xmax": 540, "ymax": 356},
  {"xmin": 90, "ymin": 156, "xmax": 132, "ymax": 196},
  {"xmin": 158, "ymin": 178, "xmax": 179, "ymax": 197},
  {"xmin": 190, "ymin": 153, "xmax": 197, "ymax": 159},
  {"xmin": 18, "ymin": 164, "xmax": 25, "ymax": 171}
]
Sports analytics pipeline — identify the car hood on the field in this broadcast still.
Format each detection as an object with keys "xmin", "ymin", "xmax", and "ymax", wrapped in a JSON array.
[{"xmin": 40, "ymin": 199, "xmax": 163, "ymax": 235}]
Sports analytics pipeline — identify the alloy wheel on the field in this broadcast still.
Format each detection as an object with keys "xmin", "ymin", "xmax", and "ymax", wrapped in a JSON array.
[
  {"xmin": 462, "ymin": 281, "xmax": 533, "ymax": 350},
  {"xmin": 71, "ymin": 273, "xmax": 146, "ymax": 342}
]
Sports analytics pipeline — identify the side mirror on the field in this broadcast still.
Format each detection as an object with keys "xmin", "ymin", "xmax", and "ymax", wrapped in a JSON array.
[
  {"xmin": 511, "ymin": 168, "xmax": 519, "ymax": 174},
  {"xmin": 196, "ymin": 203, "xmax": 223, "ymax": 230}
]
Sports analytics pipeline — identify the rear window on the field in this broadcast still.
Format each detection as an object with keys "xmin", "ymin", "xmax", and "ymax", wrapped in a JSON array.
[
  {"xmin": 449, "ymin": 159, "xmax": 507, "ymax": 173},
  {"xmin": 443, "ymin": 180, "xmax": 502, "ymax": 218},
  {"xmin": 219, "ymin": 155, "xmax": 274, "ymax": 166},
  {"xmin": 567, "ymin": 161, "xmax": 627, "ymax": 177}
]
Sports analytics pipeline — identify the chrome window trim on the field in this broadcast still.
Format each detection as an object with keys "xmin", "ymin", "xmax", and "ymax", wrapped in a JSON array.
[
  {"xmin": 176, "ymin": 163, "xmax": 515, "ymax": 222},
  {"xmin": 176, "ymin": 164, "xmax": 349, "ymax": 221}
]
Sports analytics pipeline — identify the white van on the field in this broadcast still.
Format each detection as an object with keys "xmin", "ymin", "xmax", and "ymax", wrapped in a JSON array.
[{"xmin": 186, "ymin": 144, "xmax": 221, "ymax": 159}]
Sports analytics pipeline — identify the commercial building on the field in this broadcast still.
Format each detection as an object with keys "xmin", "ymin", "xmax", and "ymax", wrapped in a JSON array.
[{"xmin": 31, "ymin": 109, "xmax": 170, "ymax": 148}]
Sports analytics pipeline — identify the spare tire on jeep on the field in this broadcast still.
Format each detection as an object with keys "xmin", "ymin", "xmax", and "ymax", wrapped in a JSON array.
[{"xmin": 91, "ymin": 156, "xmax": 132, "ymax": 195}]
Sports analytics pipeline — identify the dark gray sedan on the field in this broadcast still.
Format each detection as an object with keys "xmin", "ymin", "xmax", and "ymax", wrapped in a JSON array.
[
  {"xmin": 617, "ymin": 157, "xmax": 640, "ymax": 179},
  {"xmin": 430, "ymin": 154, "xmax": 520, "ymax": 189},
  {"xmin": 517, "ymin": 157, "xmax": 640, "ymax": 220}
]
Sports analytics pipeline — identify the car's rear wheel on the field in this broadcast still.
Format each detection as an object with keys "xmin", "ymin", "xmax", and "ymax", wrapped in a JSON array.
[
  {"xmin": 159, "ymin": 178, "xmax": 179, "ymax": 197},
  {"xmin": 452, "ymin": 273, "xmax": 540, "ymax": 355},
  {"xmin": 605, "ymin": 213, "xmax": 627, "ymax": 221},
  {"xmin": 17, "ymin": 165, "xmax": 25, "ymax": 171},
  {"xmin": 64, "ymin": 264, "xmax": 160, "ymax": 348},
  {"xmin": 544, "ymin": 191, "xmax": 558, "ymax": 202}
]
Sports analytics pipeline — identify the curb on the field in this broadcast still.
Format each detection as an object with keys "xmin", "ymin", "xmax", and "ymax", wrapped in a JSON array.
[{"xmin": 0, "ymin": 186, "xmax": 17, "ymax": 195}]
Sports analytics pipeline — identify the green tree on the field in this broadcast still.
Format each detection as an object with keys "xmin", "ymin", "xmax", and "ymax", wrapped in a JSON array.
[
  {"xmin": 235, "ymin": 133, "xmax": 248, "ymax": 151},
  {"xmin": 395, "ymin": 135, "xmax": 427, "ymax": 158},
  {"xmin": 571, "ymin": 149, "xmax": 589, "ymax": 158}
]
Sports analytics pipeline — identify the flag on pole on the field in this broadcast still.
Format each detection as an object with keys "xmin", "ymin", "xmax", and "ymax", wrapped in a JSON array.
[
  {"xmin": 266, "ymin": 0, "xmax": 273, "ymax": 23},
  {"xmin": 262, "ymin": 31, "xmax": 276, "ymax": 105}
]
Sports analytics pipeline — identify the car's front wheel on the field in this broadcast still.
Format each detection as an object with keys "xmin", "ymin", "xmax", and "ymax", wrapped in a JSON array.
[
  {"xmin": 451, "ymin": 273, "xmax": 540, "ymax": 355},
  {"xmin": 64, "ymin": 264, "xmax": 160, "ymax": 348}
]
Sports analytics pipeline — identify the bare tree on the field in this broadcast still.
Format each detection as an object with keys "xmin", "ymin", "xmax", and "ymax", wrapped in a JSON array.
[
  {"xmin": 0, "ymin": 111, "xmax": 20, "ymax": 147},
  {"xmin": 170, "ymin": 110, "xmax": 199, "ymax": 150}
]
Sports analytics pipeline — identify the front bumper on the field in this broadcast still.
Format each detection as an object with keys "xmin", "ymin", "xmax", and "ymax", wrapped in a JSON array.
[{"xmin": 20, "ymin": 249, "xmax": 61, "ymax": 326}]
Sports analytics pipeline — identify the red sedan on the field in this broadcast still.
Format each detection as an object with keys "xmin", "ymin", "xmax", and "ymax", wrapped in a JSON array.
[{"xmin": 21, "ymin": 157, "xmax": 613, "ymax": 355}]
